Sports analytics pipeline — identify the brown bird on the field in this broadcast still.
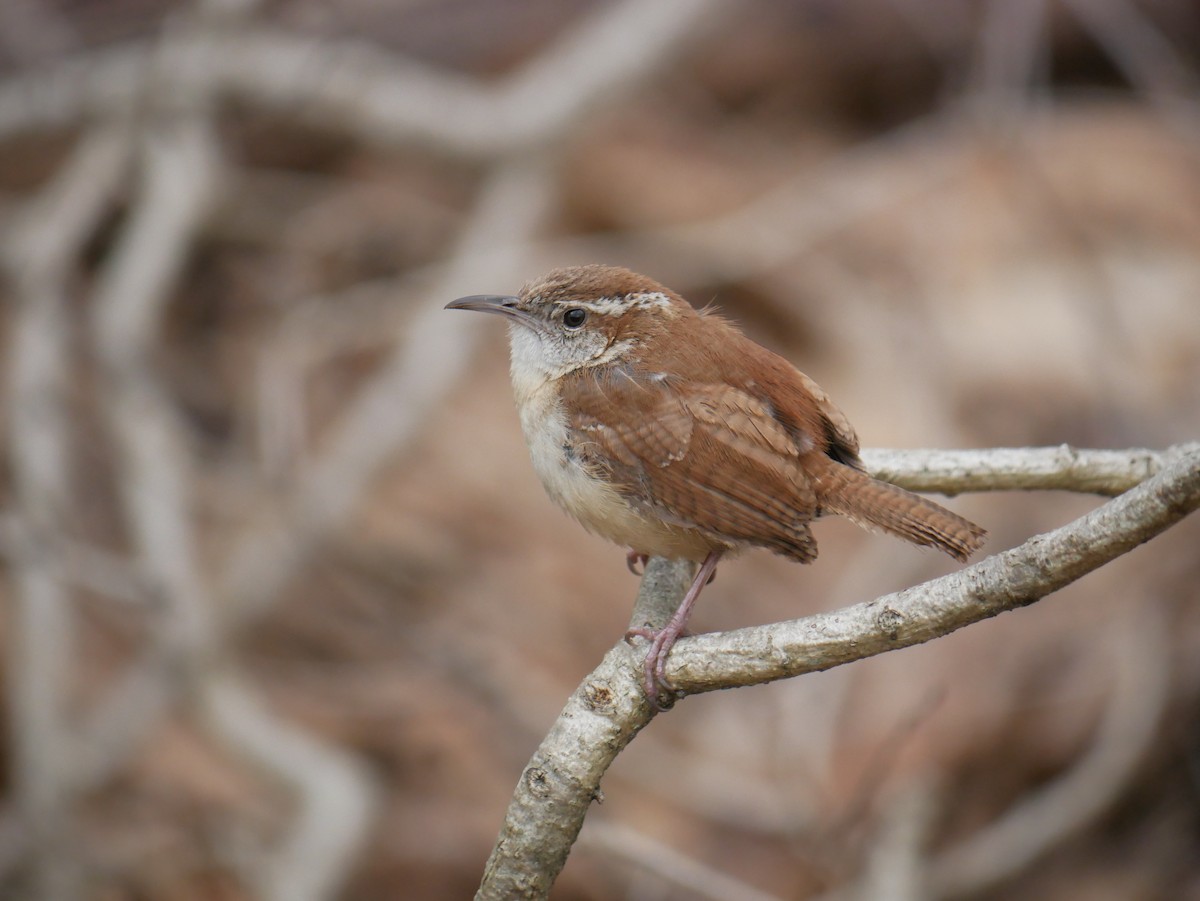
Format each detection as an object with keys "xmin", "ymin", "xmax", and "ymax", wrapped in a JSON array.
[{"xmin": 447, "ymin": 265, "xmax": 985, "ymax": 704}]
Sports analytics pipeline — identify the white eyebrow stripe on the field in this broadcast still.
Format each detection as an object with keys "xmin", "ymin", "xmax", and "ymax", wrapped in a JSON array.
[{"xmin": 569, "ymin": 292, "xmax": 672, "ymax": 316}]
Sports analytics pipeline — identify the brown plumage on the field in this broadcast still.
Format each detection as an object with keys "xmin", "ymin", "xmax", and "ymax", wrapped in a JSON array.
[
  {"xmin": 555, "ymin": 274, "xmax": 983, "ymax": 565},
  {"xmin": 446, "ymin": 264, "xmax": 986, "ymax": 704}
]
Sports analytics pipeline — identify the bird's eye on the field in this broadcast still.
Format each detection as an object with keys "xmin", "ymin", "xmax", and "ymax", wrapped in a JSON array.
[{"xmin": 563, "ymin": 308, "xmax": 587, "ymax": 329}]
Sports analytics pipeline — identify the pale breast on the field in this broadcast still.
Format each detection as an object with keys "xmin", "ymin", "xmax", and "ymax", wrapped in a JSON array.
[{"xmin": 513, "ymin": 374, "xmax": 715, "ymax": 561}]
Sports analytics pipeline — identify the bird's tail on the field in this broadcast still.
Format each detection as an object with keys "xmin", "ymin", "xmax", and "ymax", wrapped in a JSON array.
[{"xmin": 818, "ymin": 464, "xmax": 986, "ymax": 562}]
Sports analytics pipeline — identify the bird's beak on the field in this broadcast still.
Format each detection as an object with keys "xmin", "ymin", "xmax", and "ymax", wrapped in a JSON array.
[{"xmin": 445, "ymin": 294, "xmax": 528, "ymax": 324}]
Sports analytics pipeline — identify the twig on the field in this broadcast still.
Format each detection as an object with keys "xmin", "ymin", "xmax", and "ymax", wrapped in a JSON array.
[
  {"xmin": 928, "ymin": 603, "xmax": 1170, "ymax": 897},
  {"xmin": 216, "ymin": 0, "xmax": 730, "ymax": 625},
  {"xmin": 477, "ymin": 446, "xmax": 1199, "ymax": 898},
  {"xmin": 0, "ymin": 517, "xmax": 156, "ymax": 606},
  {"xmin": 77, "ymin": 117, "xmax": 224, "ymax": 799},
  {"xmin": 824, "ymin": 598, "xmax": 1172, "ymax": 900},
  {"xmin": 223, "ymin": 153, "xmax": 557, "ymax": 624},
  {"xmin": 0, "ymin": 1, "xmax": 728, "ymax": 156},
  {"xmin": 581, "ymin": 820, "xmax": 787, "ymax": 901},
  {"xmin": 89, "ymin": 120, "xmax": 221, "ymax": 657},
  {"xmin": 84, "ymin": 88, "xmax": 375, "ymax": 899},
  {"xmin": 857, "ymin": 777, "xmax": 939, "ymax": 901},
  {"xmin": 1062, "ymin": 0, "xmax": 1200, "ymax": 101},
  {"xmin": 197, "ymin": 672, "xmax": 376, "ymax": 901},
  {"xmin": 1, "ymin": 125, "xmax": 130, "ymax": 898},
  {"xmin": 968, "ymin": 0, "xmax": 1048, "ymax": 124},
  {"xmin": 0, "ymin": 513, "xmax": 157, "ymax": 607},
  {"xmin": 1062, "ymin": 0, "xmax": 1200, "ymax": 147}
]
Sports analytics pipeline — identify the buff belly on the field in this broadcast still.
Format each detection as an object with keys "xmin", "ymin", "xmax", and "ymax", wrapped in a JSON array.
[{"xmin": 514, "ymin": 373, "xmax": 718, "ymax": 561}]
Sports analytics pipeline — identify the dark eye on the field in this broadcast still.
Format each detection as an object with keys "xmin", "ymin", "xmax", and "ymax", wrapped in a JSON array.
[{"xmin": 563, "ymin": 308, "xmax": 587, "ymax": 329}]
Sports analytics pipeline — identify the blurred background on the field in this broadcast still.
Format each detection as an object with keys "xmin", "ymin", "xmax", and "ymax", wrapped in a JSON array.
[{"xmin": 0, "ymin": 0, "xmax": 1198, "ymax": 898}]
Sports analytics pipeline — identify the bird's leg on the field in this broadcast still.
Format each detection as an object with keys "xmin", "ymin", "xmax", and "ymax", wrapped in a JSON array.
[
  {"xmin": 626, "ymin": 550, "xmax": 649, "ymax": 576},
  {"xmin": 625, "ymin": 550, "xmax": 722, "ymax": 707}
]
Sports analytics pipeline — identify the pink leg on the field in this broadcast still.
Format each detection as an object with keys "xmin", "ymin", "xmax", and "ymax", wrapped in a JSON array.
[{"xmin": 626, "ymin": 550, "xmax": 722, "ymax": 707}]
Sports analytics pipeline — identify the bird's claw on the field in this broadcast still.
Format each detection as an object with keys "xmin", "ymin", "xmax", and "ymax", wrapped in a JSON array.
[
  {"xmin": 624, "ymin": 625, "xmax": 680, "ymax": 708},
  {"xmin": 626, "ymin": 550, "xmax": 649, "ymax": 576}
]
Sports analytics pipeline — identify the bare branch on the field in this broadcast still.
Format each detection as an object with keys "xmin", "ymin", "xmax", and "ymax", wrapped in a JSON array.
[
  {"xmin": 224, "ymin": 154, "xmax": 557, "ymax": 624},
  {"xmin": 1062, "ymin": 0, "xmax": 1200, "ymax": 100},
  {"xmin": 1062, "ymin": 0, "xmax": 1200, "ymax": 144},
  {"xmin": 2, "ymin": 126, "xmax": 130, "ymax": 899},
  {"xmin": 859, "ymin": 444, "xmax": 1195, "ymax": 497},
  {"xmin": 581, "ymin": 821, "xmax": 787, "ymax": 901},
  {"xmin": 89, "ymin": 121, "xmax": 220, "ymax": 651},
  {"xmin": 670, "ymin": 448, "xmax": 1199, "ymax": 692},
  {"xmin": 475, "ymin": 587, "xmax": 665, "ymax": 900},
  {"xmin": 76, "ymin": 118, "xmax": 225, "ymax": 797},
  {"xmin": 928, "ymin": 604, "xmax": 1170, "ymax": 897},
  {"xmin": 86, "ymin": 106, "xmax": 375, "ymax": 900},
  {"xmin": 0, "ymin": 1, "xmax": 728, "ymax": 156},
  {"xmin": 0, "ymin": 518, "xmax": 156, "ymax": 606},
  {"xmin": 968, "ymin": 0, "xmax": 1048, "ymax": 123},
  {"xmin": 197, "ymin": 673, "xmax": 377, "ymax": 901},
  {"xmin": 858, "ymin": 778, "xmax": 939, "ymax": 901},
  {"xmin": 478, "ymin": 446, "xmax": 1199, "ymax": 898}
]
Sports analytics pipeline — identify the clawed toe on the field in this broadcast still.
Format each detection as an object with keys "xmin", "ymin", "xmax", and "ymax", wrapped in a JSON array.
[
  {"xmin": 625, "ymin": 550, "xmax": 722, "ymax": 709},
  {"xmin": 626, "ymin": 550, "xmax": 649, "ymax": 576},
  {"xmin": 624, "ymin": 625, "xmax": 655, "ymax": 644},
  {"xmin": 624, "ymin": 626, "xmax": 676, "ymax": 706}
]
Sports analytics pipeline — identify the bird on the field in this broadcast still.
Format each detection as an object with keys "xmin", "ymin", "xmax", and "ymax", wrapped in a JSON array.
[{"xmin": 446, "ymin": 264, "xmax": 985, "ymax": 705}]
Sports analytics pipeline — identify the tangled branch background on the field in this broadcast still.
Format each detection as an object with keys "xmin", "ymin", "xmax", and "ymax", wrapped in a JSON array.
[{"xmin": 0, "ymin": 1, "xmax": 1197, "ymax": 899}]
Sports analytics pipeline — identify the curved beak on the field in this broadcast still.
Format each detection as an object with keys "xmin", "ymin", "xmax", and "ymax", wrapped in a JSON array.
[{"xmin": 445, "ymin": 294, "xmax": 525, "ymax": 322}]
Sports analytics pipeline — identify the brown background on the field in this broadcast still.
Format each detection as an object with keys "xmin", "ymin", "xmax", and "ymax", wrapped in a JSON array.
[{"xmin": 0, "ymin": 1, "xmax": 1198, "ymax": 898}]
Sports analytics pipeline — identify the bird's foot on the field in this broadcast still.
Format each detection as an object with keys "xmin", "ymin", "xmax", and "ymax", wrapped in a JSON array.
[
  {"xmin": 623, "ymin": 624, "xmax": 682, "ymax": 708},
  {"xmin": 623, "ymin": 550, "xmax": 722, "ymax": 709}
]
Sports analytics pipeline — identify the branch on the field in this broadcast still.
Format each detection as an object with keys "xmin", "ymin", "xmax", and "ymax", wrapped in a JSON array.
[
  {"xmin": 82, "ymin": 84, "xmax": 375, "ymax": 901},
  {"xmin": 1, "ymin": 125, "xmax": 130, "ymax": 898},
  {"xmin": 206, "ymin": 1, "xmax": 727, "ymax": 624},
  {"xmin": 928, "ymin": 601, "xmax": 1170, "ymax": 897},
  {"xmin": 223, "ymin": 154, "xmax": 557, "ymax": 624},
  {"xmin": 669, "ymin": 447, "xmax": 1199, "ymax": 692},
  {"xmin": 474, "ymin": 575, "xmax": 668, "ymax": 901},
  {"xmin": 857, "ymin": 777, "xmax": 939, "ymax": 901},
  {"xmin": 0, "ymin": 2, "xmax": 727, "ymax": 157},
  {"xmin": 859, "ymin": 444, "xmax": 1193, "ymax": 497},
  {"xmin": 580, "ymin": 821, "xmax": 787, "ymax": 901},
  {"xmin": 477, "ymin": 445, "xmax": 1200, "ymax": 898},
  {"xmin": 1059, "ymin": 0, "xmax": 1200, "ymax": 146},
  {"xmin": 197, "ymin": 672, "xmax": 376, "ymax": 901}
]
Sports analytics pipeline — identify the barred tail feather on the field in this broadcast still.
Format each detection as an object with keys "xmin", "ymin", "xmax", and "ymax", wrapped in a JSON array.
[{"xmin": 819, "ymin": 465, "xmax": 986, "ymax": 562}]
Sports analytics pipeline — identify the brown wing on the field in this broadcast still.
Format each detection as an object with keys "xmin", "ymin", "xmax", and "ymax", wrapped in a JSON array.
[
  {"xmin": 565, "ymin": 367, "xmax": 820, "ymax": 562},
  {"xmin": 637, "ymin": 310, "xmax": 864, "ymax": 471}
]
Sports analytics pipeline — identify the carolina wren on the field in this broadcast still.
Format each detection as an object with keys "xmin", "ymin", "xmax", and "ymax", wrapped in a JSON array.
[{"xmin": 447, "ymin": 265, "xmax": 985, "ymax": 704}]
